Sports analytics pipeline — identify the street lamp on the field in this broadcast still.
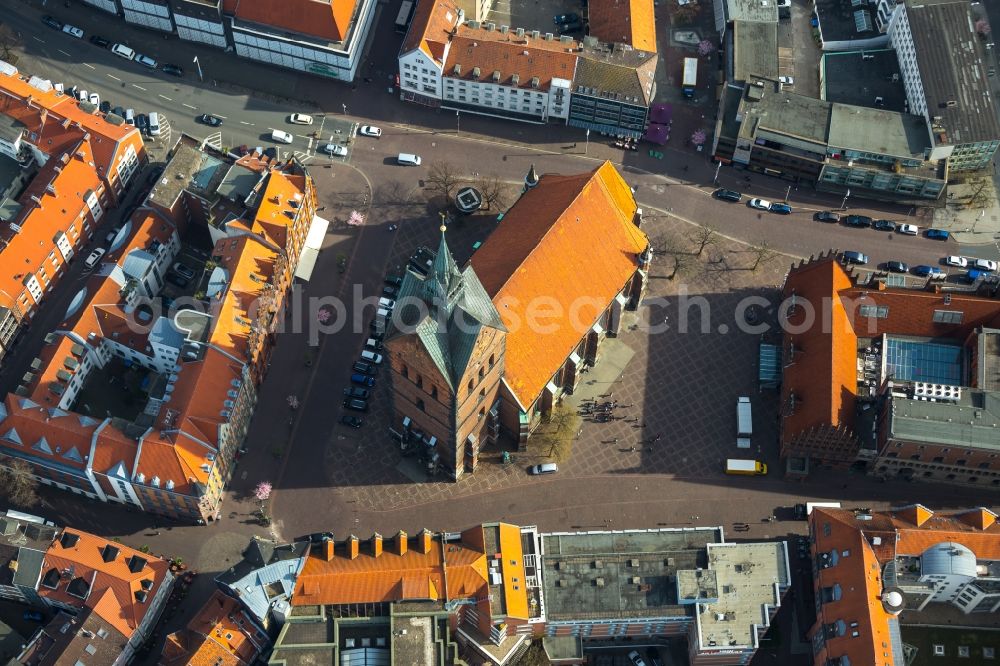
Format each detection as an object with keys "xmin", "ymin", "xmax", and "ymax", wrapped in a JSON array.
[
  {"xmin": 713, "ymin": 161, "xmax": 721, "ymax": 185},
  {"xmin": 456, "ymin": 110, "xmax": 460, "ymax": 136},
  {"xmin": 585, "ymin": 128, "xmax": 590, "ymax": 155},
  {"xmin": 784, "ymin": 185, "xmax": 791, "ymax": 203},
  {"xmin": 342, "ymin": 103, "xmax": 348, "ymax": 116},
  {"xmin": 193, "ymin": 56, "xmax": 203, "ymax": 83},
  {"xmin": 840, "ymin": 188, "xmax": 851, "ymax": 211}
]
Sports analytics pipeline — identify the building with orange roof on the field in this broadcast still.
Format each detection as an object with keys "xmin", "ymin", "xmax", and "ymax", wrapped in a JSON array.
[
  {"xmin": 160, "ymin": 590, "xmax": 269, "ymax": 666},
  {"xmin": 385, "ymin": 162, "xmax": 648, "ymax": 478},
  {"xmin": 779, "ymin": 253, "xmax": 1000, "ymax": 487},
  {"xmin": 398, "ymin": 0, "xmax": 657, "ymax": 137},
  {"xmin": 14, "ymin": 526, "xmax": 173, "ymax": 666},
  {"xmin": 808, "ymin": 504, "xmax": 1000, "ymax": 666},
  {"xmin": 0, "ymin": 135, "xmax": 316, "ymax": 523}
]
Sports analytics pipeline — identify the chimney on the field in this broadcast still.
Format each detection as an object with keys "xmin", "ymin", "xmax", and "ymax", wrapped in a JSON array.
[
  {"xmin": 419, "ymin": 529, "xmax": 433, "ymax": 553},
  {"xmin": 348, "ymin": 535, "xmax": 359, "ymax": 559},
  {"xmin": 323, "ymin": 538, "xmax": 334, "ymax": 561},
  {"xmin": 396, "ymin": 530, "xmax": 408, "ymax": 556},
  {"xmin": 372, "ymin": 533, "xmax": 383, "ymax": 558}
]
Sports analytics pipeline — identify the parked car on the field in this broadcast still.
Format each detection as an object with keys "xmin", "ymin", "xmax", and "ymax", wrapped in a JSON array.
[
  {"xmin": 352, "ymin": 360, "xmax": 378, "ymax": 376},
  {"xmin": 342, "ymin": 398, "xmax": 369, "ymax": 412},
  {"xmin": 62, "ymin": 24, "xmax": 84, "ymax": 38},
  {"xmin": 199, "ymin": 114, "xmax": 223, "ymax": 127},
  {"xmin": 289, "ymin": 113, "xmax": 314, "ymax": 125},
  {"xmin": 965, "ymin": 269, "xmax": 987, "ymax": 283},
  {"xmin": 365, "ymin": 337, "xmax": 382, "ymax": 351},
  {"xmin": 136, "ymin": 113, "xmax": 149, "ymax": 131},
  {"xmin": 343, "ymin": 387, "xmax": 371, "ymax": 400},
  {"xmin": 769, "ymin": 202, "xmax": 792, "ymax": 214},
  {"xmin": 528, "ymin": 463, "xmax": 558, "ymax": 475},
  {"xmin": 322, "ymin": 143, "xmax": 348, "ymax": 156},
  {"xmin": 162, "ymin": 63, "xmax": 184, "ymax": 76},
  {"xmin": 385, "ymin": 274, "xmax": 404, "ymax": 287},
  {"xmin": 88, "ymin": 92, "xmax": 100, "ymax": 106},
  {"xmin": 359, "ymin": 125, "xmax": 382, "ymax": 137},
  {"xmin": 712, "ymin": 188, "xmax": 742, "ymax": 202},
  {"xmin": 913, "ymin": 265, "xmax": 945, "ymax": 279},
  {"xmin": 350, "ymin": 373, "xmax": 376, "ymax": 387},
  {"xmin": 340, "ymin": 415, "xmax": 363, "ymax": 428},
  {"xmin": 84, "ymin": 248, "xmax": 105, "ymax": 270},
  {"xmin": 973, "ymin": 258, "xmax": 998, "ymax": 272},
  {"xmin": 945, "ymin": 255, "xmax": 967, "ymax": 268},
  {"xmin": 627, "ymin": 651, "xmax": 648, "ymax": 666},
  {"xmin": 885, "ymin": 261, "xmax": 909, "ymax": 273},
  {"xmin": 111, "ymin": 106, "xmax": 125, "ymax": 118},
  {"xmin": 872, "ymin": 219, "xmax": 896, "ymax": 231},
  {"xmin": 382, "ymin": 285, "xmax": 398, "ymax": 298},
  {"xmin": 748, "ymin": 198, "xmax": 772, "ymax": 210},
  {"xmin": 105, "ymin": 227, "xmax": 121, "ymax": 245},
  {"xmin": 166, "ymin": 273, "xmax": 189, "ymax": 288},
  {"xmin": 271, "ymin": 129, "xmax": 294, "ymax": 144},
  {"xmin": 925, "ymin": 228, "xmax": 950, "ymax": 240},
  {"xmin": 89, "ymin": 35, "xmax": 111, "ymax": 48},
  {"xmin": 792, "ymin": 503, "xmax": 808, "ymax": 520},
  {"xmin": 844, "ymin": 214, "xmax": 873, "ymax": 228},
  {"xmin": 841, "ymin": 250, "xmax": 869, "ymax": 265},
  {"xmin": 173, "ymin": 262, "xmax": 195, "ymax": 279},
  {"xmin": 815, "ymin": 211, "xmax": 841, "ymax": 223},
  {"xmin": 134, "ymin": 54, "xmax": 157, "ymax": 69},
  {"xmin": 99, "ymin": 100, "xmax": 112, "ymax": 114},
  {"xmin": 558, "ymin": 21, "xmax": 582, "ymax": 33},
  {"xmin": 23, "ymin": 610, "xmax": 45, "ymax": 622},
  {"xmin": 553, "ymin": 12, "xmax": 580, "ymax": 24},
  {"xmin": 897, "ymin": 223, "xmax": 919, "ymax": 235},
  {"xmin": 42, "ymin": 15, "xmax": 63, "ymax": 30}
]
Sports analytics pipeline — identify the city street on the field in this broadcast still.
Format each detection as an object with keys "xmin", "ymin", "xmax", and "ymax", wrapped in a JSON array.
[{"xmin": 2, "ymin": 0, "xmax": 999, "ymax": 625}]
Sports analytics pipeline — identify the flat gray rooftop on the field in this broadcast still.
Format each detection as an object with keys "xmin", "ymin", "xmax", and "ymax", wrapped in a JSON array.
[
  {"xmin": 739, "ymin": 79, "xmax": 831, "ymax": 147},
  {"xmin": 977, "ymin": 329, "xmax": 1000, "ymax": 392},
  {"xmin": 732, "ymin": 21, "xmax": 778, "ymax": 81},
  {"xmin": 148, "ymin": 140, "xmax": 228, "ymax": 210},
  {"xmin": 888, "ymin": 389, "xmax": 1000, "ymax": 452},
  {"xmin": 822, "ymin": 50, "xmax": 907, "ymax": 113},
  {"xmin": 540, "ymin": 528, "xmax": 720, "ymax": 621},
  {"xmin": 815, "ymin": 0, "xmax": 880, "ymax": 44},
  {"xmin": 392, "ymin": 615, "xmax": 436, "ymax": 666},
  {"xmin": 695, "ymin": 542, "xmax": 788, "ymax": 650},
  {"xmin": 907, "ymin": 0, "xmax": 1000, "ymax": 146},
  {"xmin": 724, "ymin": 0, "xmax": 778, "ymax": 23},
  {"xmin": 828, "ymin": 103, "xmax": 930, "ymax": 160}
]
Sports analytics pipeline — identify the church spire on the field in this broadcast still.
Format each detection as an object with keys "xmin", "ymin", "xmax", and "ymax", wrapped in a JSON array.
[
  {"xmin": 523, "ymin": 163, "xmax": 539, "ymax": 191},
  {"xmin": 422, "ymin": 223, "xmax": 463, "ymax": 308}
]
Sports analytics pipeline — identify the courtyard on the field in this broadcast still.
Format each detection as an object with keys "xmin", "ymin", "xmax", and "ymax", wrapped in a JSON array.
[{"xmin": 71, "ymin": 357, "xmax": 158, "ymax": 423}]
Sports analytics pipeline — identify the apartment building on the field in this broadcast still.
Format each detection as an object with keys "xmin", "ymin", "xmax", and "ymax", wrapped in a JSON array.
[
  {"xmin": 399, "ymin": 0, "xmax": 657, "ymax": 136},
  {"xmin": 384, "ymin": 162, "xmax": 649, "ymax": 480},
  {"xmin": 14, "ymin": 526, "xmax": 173, "ymax": 666},
  {"xmin": 161, "ymin": 590, "xmax": 270, "ymax": 666},
  {"xmin": 778, "ymin": 254, "xmax": 1000, "ymax": 485},
  {"xmin": 0, "ymin": 137, "xmax": 318, "ymax": 523},
  {"xmin": 809, "ymin": 505, "xmax": 1000, "ymax": 666}
]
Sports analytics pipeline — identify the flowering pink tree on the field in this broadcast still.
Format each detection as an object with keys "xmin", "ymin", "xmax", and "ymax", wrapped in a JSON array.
[
  {"xmin": 976, "ymin": 19, "xmax": 991, "ymax": 37},
  {"xmin": 690, "ymin": 129, "xmax": 707, "ymax": 146},
  {"xmin": 697, "ymin": 40, "xmax": 714, "ymax": 57},
  {"xmin": 317, "ymin": 309, "xmax": 331, "ymax": 324},
  {"xmin": 254, "ymin": 481, "xmax": 272, "ymax": 504}
]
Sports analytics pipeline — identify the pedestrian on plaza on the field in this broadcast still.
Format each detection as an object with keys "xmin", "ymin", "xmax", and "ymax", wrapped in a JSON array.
[{"xmin": 654, "ymin": 433, "xmax": 662, "ymax": 442}]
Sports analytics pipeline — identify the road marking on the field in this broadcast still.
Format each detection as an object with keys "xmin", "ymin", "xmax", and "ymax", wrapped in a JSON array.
[
  {"xmin": 239, "ymin": 121, "xmax": 253, "ymax": 125},
  {"xmin": 182, "ymin": 103, "xmax": 197, "ymax": 110},
  {"xmin": 58, "ymin": 49, "xmax": 71, "ymax": 57},
  {"xmin": 32, "ymin": 36, "xmax": 44, "ymax": 43},
  {"xmin": 83, "ymin": 63, "xmax": 95, "ymax": 69},
  {"xmin": 107, "ymin": 74, "xmax": 121, "ymax": 81},
  {"xmin": 214, "ymin": 114, "xmax": 227, "ymax": 119},
  {"xmin": 158, "ymin": 94, "xmax": 172, "ymax": 101},
  {"xmin": 132, "ymin": 84, "xmax": 146, "ymax": 91}
]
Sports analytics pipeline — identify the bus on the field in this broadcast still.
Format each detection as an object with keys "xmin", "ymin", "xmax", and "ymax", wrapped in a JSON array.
[
  {"xmin": 395, "ymin": 0, "xmax": 416, "ymax": 33},
  {"xmin": 682, "ymin": 57, "xmax": 698, "ymax": 97}
]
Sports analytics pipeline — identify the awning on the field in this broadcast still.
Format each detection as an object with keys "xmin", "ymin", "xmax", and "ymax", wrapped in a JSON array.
[
  {"xmin": 294, "ymin": 215, "xmax": 331, "ymax": 281},
  {"xmin": 759, "ymin": 343, "xmax": 782, "ymax": 389}
]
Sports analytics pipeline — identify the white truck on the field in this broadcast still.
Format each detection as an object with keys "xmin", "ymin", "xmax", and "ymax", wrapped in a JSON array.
[{"xmin": 737, "ymin": 396, "xmax": 752, "ymax": 448}]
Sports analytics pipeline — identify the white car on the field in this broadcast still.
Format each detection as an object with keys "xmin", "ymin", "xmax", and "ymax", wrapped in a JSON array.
[
  {"xmin": 288, "ymin": 113, "xmax": 314, "ymax": 125},
  {"xmin": 359, "ymin": 125, "xmax": 382, "ymax": 137},
  {"xmin": 944, "ymin": 256, "xmax": 967, "ymax": 268},
  {"xmin": 75, "ymin": 88, "xmax": 88, "ymax": 101},
  {"xmin": 748, "ymin": 198, "xmax": 772, "ymax": 210},
  {"xmin": 83, "ymin": 248, "xmax": 105, "ymax": 270},
  {"xmin": 62, "ymin": 24, "xmax": 84, "ymax": 38},
  {"xmin": 897, "ymin": 223, "xmax": 919, "ymax": 235},
  {"xmin": 973, "ymin": 258, "xmax": 998, "ymax": 272},
  {"xmin": 88, "ymin": 92, "xmax": 100, "ymax": 106},
  {"xmin": 778, "ymin": 75, "xmax": 794, "ymax": 85},
  {"xmin": 627, "ymin": 651, "xmax": 648, "ymax": 666},
  {"xmin": 271, "ymin": 129, "xmax": 294, "ymax": 144},
  {"xmin": 322, "ymin": 143, "xmax": 348, "ymax": 156}
]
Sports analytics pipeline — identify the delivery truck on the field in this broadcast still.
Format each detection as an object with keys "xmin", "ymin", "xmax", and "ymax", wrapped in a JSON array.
[
  {"xmin": 725, "ymin": 458, "xmax": 767, "ymax": 475},
  {"xmin": 736, "ymin": 396, "xmax": 752, "ymax": 448},
  {"xmin": 682, "ymin": 57, "xmax": 698, "ymax": 97}
]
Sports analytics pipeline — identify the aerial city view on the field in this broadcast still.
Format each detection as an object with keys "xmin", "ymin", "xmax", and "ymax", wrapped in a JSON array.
[{"xmin": 0, "ymin": 0, "xmax": 998, "ymax": 664}]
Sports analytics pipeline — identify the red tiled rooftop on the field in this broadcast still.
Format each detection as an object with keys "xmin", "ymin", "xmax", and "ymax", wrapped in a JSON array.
[{"xmin": 227, "ymin": 0, "xmax": 357, "ymax": 43}]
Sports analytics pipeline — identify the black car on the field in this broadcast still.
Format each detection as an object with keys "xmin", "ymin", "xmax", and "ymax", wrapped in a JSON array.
[
  {"xmin": 99, "ymin": 100, "xmax": 112, "ymax": 114},
  {"xmin": 136, "ymin": 114, "xmax": 149, "ymax": 131},
  {"xmin": 558, "ymin": 21, "xmax": 582, "ymax": 34},
  {"xmin": 166, "ymin": 273, "xmax": 189, "ymax": 288},
  {"xmin": 162, "ymin": 64, "xmax": 184, "ymax": 77},
  {"xmin": 873, "ymin": 219, "xmax": 896, "ymax": 231},
  {"xmin": 352, "ymin": 360, "xmax": 378, "ymax": 376},
  {"xmin": 343, "ymin": 386, "xmax": 370, "ymax": 400},
  {"xmin": 885, "ymin": 261, "xmax": 909, "ymax": 273},
  {"xmin": 89, "ymin": 35, "xmax": 111, "ymax": 48},
  {"xmin": 42, "ymin": 15, "xmax": 63, "ymax": 30},
  {"xmin": 712, "ymin": 188, "xmax": 742, "ymax": 202},
  {"xmin": 792, "ymin": 503, "xmax": 808, "ymax": 520},
  {"xmin": 382, "ymin": 285, "xmax": 398, "ymax": 298},
  {"xmin": 815, "ymin": 211, "xmax": 841, "ymax": 223},
  {"xmin": 342, "ymin": 398, "xmax": 369, "ymax": 412},
  {"xmin": 111, "ymin": 106, "xmax": 125, "ymax": 118},
  {"xmin": 385, "ymin": 274, "xmax": 404, "ymax": 287},
  {"xmin": 199, "ymin": 114, "xmax": 223, "ymax": 127},
  {"xmin": 844, "ymin": 214, "xmax": 873, "ymax": 228},
  {"xmin": 340, "ymin": 414, "xmax": 363, "ymax": 428}
]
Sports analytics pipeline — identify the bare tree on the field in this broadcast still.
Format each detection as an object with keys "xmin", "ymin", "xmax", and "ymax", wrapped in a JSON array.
[
  {"xmin": 688, "ymin": 225, "xmax": 718, "ymax": 257},
  {"xmin": 0, "ymin": 24, "xmax": 21, "ymax": 64},
  {"xmin": 476, "ymin": 174, "xmax": 514, "ymax": 211},
  {"xmin": 748, "ymin": 241, "xmax": 778, "ymax": 272},
  {"xmin": 426, "ymin": 161, "xmax": 462, "ymax": 201},
  {"xmin": 963, "ymin": 176, "xmax": 995, "ymax": 210},
  {"xmin": 530, "ymin": 405, "xmax": 580, "ymax": 462},
  {"xmin": 0, "ymin": 459, "xmax": 38, "ymax": 508},
  {"xmin": 650, "ymin": 233, "xmax": 695, "ymax": 280}
]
